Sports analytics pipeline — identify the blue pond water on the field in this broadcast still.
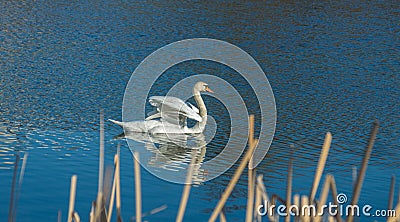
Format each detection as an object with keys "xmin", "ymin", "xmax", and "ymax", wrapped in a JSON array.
[{"xmin": 1, "ymin": 1, "xmax": 399, "ymax": 221}]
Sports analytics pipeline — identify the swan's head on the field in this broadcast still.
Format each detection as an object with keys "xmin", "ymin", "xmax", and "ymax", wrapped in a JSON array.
[{"xmin": 194, "ymin": 82, "xmax": 213, "ymax": 94}]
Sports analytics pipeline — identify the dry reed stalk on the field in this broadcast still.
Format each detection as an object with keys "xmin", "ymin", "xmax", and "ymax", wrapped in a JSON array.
[
  {"xmin": 176, "ymin": 150, "xmax": 197, "ymax": 222},
  {"xmin": 245, "ymin": 168, "xmax": 255, "ymax": 222},
  {"xmin": 67, "ymin": 175, "xmax": 77, "ymax": 222},
  {"xmin": 293, "ymin": 194, "xmax": 300, "ymax": 222},
  {"xmin": 107, "ymin": 154, "xmax": 118, "ymax": 222},
  {"xmin": 143, "ymin": 204, "xmax": 168, "ymax": 217},
  {"xmin": 94, "ymin": 192, "xmax": 104, "ymax": 221},
  {"xmin": 387, "ymin": 202, "xmax": 400, "ymax": 222},
  {"xmin": 300, "ymin": 195, "xmax": 310, "ymax": 222},
  {"xmin": 245, "ymin": 158, "xmax": 255, "ymax": 222},
  {"xmin": 269, "ymin": 195, "xmax": 281, "ymax": 221},
  {"xmin": 8, "ymin": 153, "xmax": 19, "ymax": 222},
  {"xmin": 73, "ymin": 212, "xmax": 80, "ymax": 222},
  {"xmin": 99, "ymin": 110, "xmax": 105, "ymax": 193},
  {"xmin": 330, "ymin": 187, "xmax": 342, "ymax": 222},
  {"xmin": 254, "ymin": 181, "xmax": 261, "ymax": 222},
  {"xmin": 58, "ymin": 210, "xmax": 62, "ymax": 222},
  {"xmin": 398, "ymin": 187, "xmax": 400, "ymax": 204},
  {"xmin": 134, "ymin": 151, "xmax": 142, "ymax": 222},
  {"xmin": 115, "ymin": 149, "xmax": 122, "ymax": 222},
  {"xmin": 314, "ymin": 174, "xmax": 332, "ymax": 222},
  {"xmin": 209, "ymin": 139, "xmax": 259, "ymax": 222},
  {"xmin": 150, "ymin": 205, "xmax": 168, "ymax": 214},
  {"xmin": 309, "ymin": 132, "xmax": 332, "ymax": 203},
  {"xmin": 106, "ymin": 181, "xmax": 116, "ymax": 222},
  {"xmin": 133, "ymin": 204, "xmax": 167, "ymax": 221},
  {"xmin": 12, "ymin": 152, "xmax": 28, "ymax": 221},
  {"xmin": 270, "ymin": 194, "xmax": 286, "ymax": 207},
  {"xmin": 103, "ymin": 166, "xmax": 113, "ymax": 209},
  {"xmin": 285, "ymin": 147, "xmax": 293, "ymax": 222},
  {"xmin": 256, "ymin": 175, "xmax": 276, "ymax": 222},
  {"xmin": 93, "ymin": 110, "xmax": 106, "ymax": 222},
  {"xmin": 314, "ymin": 174, "xmax": 343, "ymax": 222},
  {"xmin": 251, "ymin": 169, "xmax": 258, "ymax": 220},
  {"xmin": 90, "ymin": 202, "xmax": 94, "ymax": 222},
  {"xmin": 314, "ymin": 174, "xmax": 342, "ymax": 222},
  {"xmin": 321, "ymin": 174, "xmax": 342, "ymax": 222},
  {"xmin": 246, "ymin": 114, "xmax": 256, "ymax": 222},
  {"xmin": 348, "ymin": 121, "xmax": 379, "ymax": 222},
  {"xmin": 248, "ymin": 115, "xmax": 255, "ymax": 150},
  {"xmin": 17, "ymin": 153, "xmax": 28, "ymax": 191},
  {"xmin": 208, "ymin": 115, "xmax": 257, "ymax": 222},
  {"xmin": 352, "ymin": 166, "xmax": 357, "ymax": 187},
  {"xmin": 220, "ymin": 211, "xmax": 227, "ymax": 222},
  {"xmin": 388, "ymin": 175, "xmax": 396, "ymax": 210},
  {"xmin": 209, "ymin": 115, "xmax": 258, "ymax": 221}
]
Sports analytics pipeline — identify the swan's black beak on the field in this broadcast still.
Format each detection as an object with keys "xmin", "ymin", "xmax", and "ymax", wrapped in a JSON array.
[{"xmin": 205, "ymin": 86, "xmax": 214, "ymax": 93}]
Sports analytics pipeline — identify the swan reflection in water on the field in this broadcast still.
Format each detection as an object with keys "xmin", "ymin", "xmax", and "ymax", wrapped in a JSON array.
[{"xmin": 115, "ymin": 131, "xmax": 208, "ymax": 184}]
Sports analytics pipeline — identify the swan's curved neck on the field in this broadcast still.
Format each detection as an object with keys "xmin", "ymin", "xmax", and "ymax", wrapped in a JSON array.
[
  {"xmin": 192, "ymin": 90, "xmax": 207, "ymax": 132},
  {"xmin": 193, "ymin": 91, "xmax": 207, "ymax": 118}
]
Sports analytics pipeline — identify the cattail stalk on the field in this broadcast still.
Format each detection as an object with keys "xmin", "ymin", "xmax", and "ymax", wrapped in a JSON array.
[
  {"xmin": 348, "ymin": 121, "xmax": 379, "ymax": 222},
  {"xmin": 388, "ymin": 175, "xmax": 395, "ymax": 210},
  {"xmin": 134, "ymin": 151, "xmax": 142, "ymax": 222},
  {"xmin": 116, "ymin": 149, "xmax": 122, "ymax": 222},
  {"xmin": 107, "ymin": 154, "xmax": 118, "ymax": 222},
  {"xmin": 246, "ymin": 115, "xmax": 255, "ymax": 222},
  {"xmin": 309, "ymin": 132, "xmax": 332, "ymax": 203},
  {"xmin": 8, "ymin": 154, "xmax": 19, "ymax": 222},
  {"xmin": 208, "ymin": 138, "xmax": 258, "ymax": 222},
  {"xmin": 209, "ymin": 115, "xmax": 257, "ymax": 222},
  {"xmin": 176, "ymin": 150, "xmax": 197, "ymax": 222},
  {"xmin": 285, "ymin": 157, "xmax": 293, "ymax": 222},
  {"xmin": 67, "ymin": 175, "xmax": 77, "ymax": 222}
]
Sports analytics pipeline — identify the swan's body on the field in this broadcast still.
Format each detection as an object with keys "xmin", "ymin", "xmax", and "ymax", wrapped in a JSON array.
[{"xmin": 110, "ymin": 82, "xmax": 212, "ymax": 134}]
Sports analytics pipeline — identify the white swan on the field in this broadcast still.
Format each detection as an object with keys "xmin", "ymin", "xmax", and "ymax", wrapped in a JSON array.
[{"xmin": 109, "ymin": 82, "xmax": 213, "ymax": 134}]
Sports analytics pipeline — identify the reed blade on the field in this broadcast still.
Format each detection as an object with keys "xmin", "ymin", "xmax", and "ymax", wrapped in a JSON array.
[
  {"xmin": 220, "ymin": 211, "xmax": 227, "ymax": 222},
  {"xmin": 116, "ymin": 148, "xmax": 122, "ymax": 222},
  {"xmin": 98, "ymin": 109, "xmax": 105, "ymax": 193},
  {"xmin": 254, "ymin": 180, "xmax": 261, "ymax": 222},
  {"xmin": 309, "ymin": 132, "xmax": 332, "ymax": 203},
  {"xmin": 8, "ymin": 154, "xmax": 20, "ymax": 222},
  {"xmin": 176, "ymin": 150, "xmax": 197, "ymax": 222},
  {"xmin": 12, "ymin": 152, "xmax": 28, "ymax": 221},
  {"xmin": 388, "ymin": 175, "xmax": 396, "ymax": 210},
  {"xmin": 348, "ymin": 121, "xmax": 379, "ymax": 222},
  {"xmin": 107, "ymin": 154, "xmax": 118, "ymax": 222},
  {"xmin": 58, "ymin": 210, "xmax": 62, "ymax": 222},
  {"xmin": 285, "ymin": 153, "xmax": 293, "ymax": 222},
  {"xmin": 134, "ymin": 151, "xmax": 142, "ymax": 222},
  {"xmin": 67, "ymin": 175, "xmax": 77, "ymax": 222},
  {"xmin": 208, "ymin": 139, "xmax": 258, "ymax": 221},
  {"xmin": 245, "ymin": 160, "xmax": 255, "ymax": 221},
  {"xmin": 387, "ymin": 202, "xmax": 400, "ymax": 222},
  {"xmin": 208, "ymin": 115, "xmax": 257, "ymax": 222}
]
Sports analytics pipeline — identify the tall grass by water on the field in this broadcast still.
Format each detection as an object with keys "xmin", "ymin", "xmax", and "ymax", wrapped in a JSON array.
[{"xmin": 7, "ymin": 114, "xmax": 399, "ymax": 222}]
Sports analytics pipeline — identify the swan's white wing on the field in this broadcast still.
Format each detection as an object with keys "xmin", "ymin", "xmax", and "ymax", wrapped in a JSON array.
[
  {"xmin": 109, "ymin": 119, "xmax": 161, "ymax": 133},
  {"xmin": 148, "ymin": 96, "xmax": 202, "ymax": 125},
  {"xmin": 145, "ymin": 112, "xmax": 161, "ymax": 121},
  {"xmin": 187, "ymin": 102, "xmax": 199, "ymax": 114}
]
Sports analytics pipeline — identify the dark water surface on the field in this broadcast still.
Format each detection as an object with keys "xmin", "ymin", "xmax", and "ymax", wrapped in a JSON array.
[{"xmin": 1, "ymin": 1, "xmax": 399, "ymax": 221}]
